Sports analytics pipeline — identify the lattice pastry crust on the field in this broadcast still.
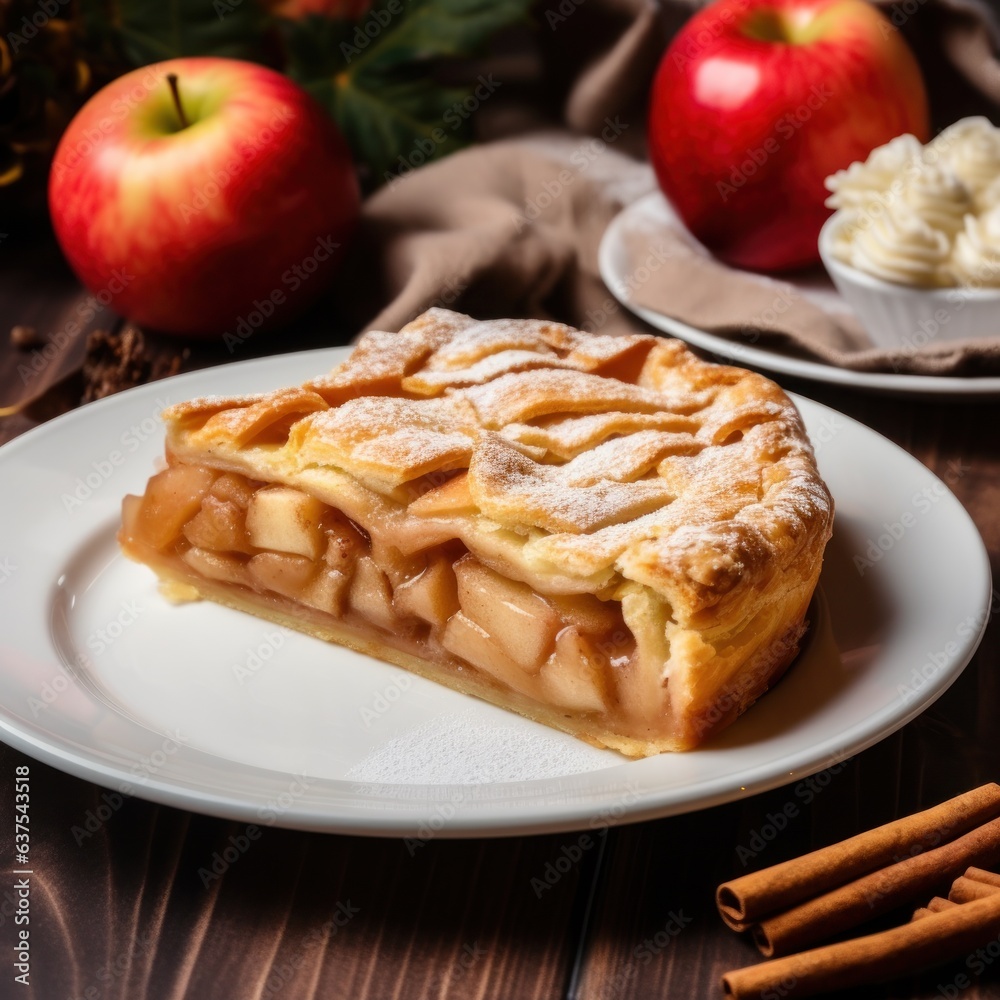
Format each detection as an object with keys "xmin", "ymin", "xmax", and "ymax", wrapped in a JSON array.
[{"xmin": 119, "ymin": 309, "xmax": 834, "ymax": 756}]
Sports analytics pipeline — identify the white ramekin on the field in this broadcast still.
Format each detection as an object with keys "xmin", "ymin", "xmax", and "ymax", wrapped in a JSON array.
[{"xmin": 818, "ymin": 212, "xmax": 1000, "ymax": 352}]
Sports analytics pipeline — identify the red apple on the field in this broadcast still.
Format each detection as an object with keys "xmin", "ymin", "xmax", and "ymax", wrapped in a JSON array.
[
  {"xmin": 648, "ymin": 0, "xmax": 930, "ymax": 272},
  {"xmin": 49, "ymin": 58, "xmax": 359, "ymax": 337}
]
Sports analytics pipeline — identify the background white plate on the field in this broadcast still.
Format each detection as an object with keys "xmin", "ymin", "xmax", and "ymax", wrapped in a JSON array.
[
  {"xmin": 600, "ymin": 191, "xmax": 1000, "ymax": 398},
  {"xmin": 0, "ymin": 349, "xmax": 990, "ymax": 836}
]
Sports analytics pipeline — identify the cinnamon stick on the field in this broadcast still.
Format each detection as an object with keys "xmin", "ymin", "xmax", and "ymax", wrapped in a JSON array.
[
  {"xmin": 911, "ymin": 871, "xmax": 1000, "ymax": 918},
  {"xmin": 965, "ymin": 866, "xmax": 1000, "ymax": 888},
  {"xmin": 911, "ymin": 897, "xmax": 957, "ymax": 921},
  {"xmin": 950, "ymin": 875, "xmax": 1000, "ymax": 903},
  {"xmin": 723, "ymin": 891, "xmax": 1000, "ymax": 1000},
  {"xmin": 717, "ymin": 783, "xmax": 1000, "ymax": 930},
  {"xmin": 929, "ymin": 895, "xmax": 959, "ymax": 912},
  {"xmin": 754, "ymin": 814, "xmax": 1000, "ymax": 956}
]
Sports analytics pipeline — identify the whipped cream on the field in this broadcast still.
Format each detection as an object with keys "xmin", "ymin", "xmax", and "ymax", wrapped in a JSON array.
[
  {"xmin": 926, "ymin": 116, "xmax": 993, "ymax": 157},
  {"xmin": 976, "ymin": 174, "xmax": 1000, "ymax": 213},
  {"xmin": 949, "ymin": 207, "xmax": 1000, "ymax": 287},
  {"xmin": 824, "ymin": 117, "xmax": 1000, "ymax": 288},
  {"xmin": 848, "ymin": 205, "xmax": 950, "ymax": 287},
  {"xmin": 824, "ymin": 134, "xmax": 923, "ymax": 211},
  {"xmin": 950, "ymin": 132, "xmax": 1000, "ymax": 207},
  {"xmin": 900, "ymin": 165, "xmax": 972, "ymax": 238}
]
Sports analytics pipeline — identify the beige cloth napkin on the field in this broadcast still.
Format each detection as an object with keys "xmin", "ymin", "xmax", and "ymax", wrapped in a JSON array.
[{"xmin": 343, "ymin": 136, "xmax": 653, "ymax": 339}]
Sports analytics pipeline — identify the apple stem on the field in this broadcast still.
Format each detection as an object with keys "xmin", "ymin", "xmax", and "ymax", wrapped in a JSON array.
[{"xmin": 166, "ymin": 73, "xmax": 189, "ymax": 130}]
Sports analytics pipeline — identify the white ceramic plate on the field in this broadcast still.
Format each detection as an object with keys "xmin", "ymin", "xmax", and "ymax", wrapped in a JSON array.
[
  {"xmin": 0, "ymin": 349, "xmax": 990, "ymax": 836},
  {"xmin": 600, "ymin": 192, "xmax": 1000, "ymax": 398}
]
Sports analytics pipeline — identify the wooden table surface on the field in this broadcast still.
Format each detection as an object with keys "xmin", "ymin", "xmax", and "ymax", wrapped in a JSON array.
[{"xmin": 2, "ymin": 231, "xmax": 999, "ymax": 1000}]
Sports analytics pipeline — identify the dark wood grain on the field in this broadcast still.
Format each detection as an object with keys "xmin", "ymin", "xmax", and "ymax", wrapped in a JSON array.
[{"xmin": 3, "ymin": 238, "xmax": 1000, "ymax": 1000}]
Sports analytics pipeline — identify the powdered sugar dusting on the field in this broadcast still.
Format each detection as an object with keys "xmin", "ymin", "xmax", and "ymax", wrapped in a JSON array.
[
  {"xmin": 344, "ymin": 712, "xmax": 614, "ymax": 784},
  {"xmin": 404, "ymin": 349, "xmax": 578, "ymax": 389},
  {"xmin": 297, "ymin": 395, "xmax": 477, "ymax": 487},
  {"xmin": 557, "ymin": 429, "xmax": 698, "ymax": 486},
  {"xmin": 464, "ymin": 368, "xmax": 669, "ymax": 426},
  {"xmin": 468, "ymin": 434, "xmax": 673, "ymax": 533},
  {"xmin": 424, "ymin": 317, "xmax": 565, "ymax": 367},
  {"xmin": 502, "ymin": 411, "xmax": 699, "ymax": 458}
]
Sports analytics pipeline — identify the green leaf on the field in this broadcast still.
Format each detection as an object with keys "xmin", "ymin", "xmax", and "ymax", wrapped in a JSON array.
[
  {"xmin": 304, "ymin": 71, "xmax": 472, "ymax": 183},
  {"xmin": 341, "ymin": 0, "xmax": 531, "ymax": 71},
  {"xmin": 282, "ymin": 0, "xmax": 531, "ymax": 186},
  {"xmin": 78, "ymin": 0, "xmax": 268, "ymax": 67}
]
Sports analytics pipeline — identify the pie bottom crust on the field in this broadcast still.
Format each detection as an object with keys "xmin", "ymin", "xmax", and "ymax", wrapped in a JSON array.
[{"xmin": 123, "ymin": 540, "xmax": 813, "ymax": 758}]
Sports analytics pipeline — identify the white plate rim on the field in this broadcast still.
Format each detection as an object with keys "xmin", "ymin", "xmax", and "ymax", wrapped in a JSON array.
[
  {"xmin": 599, "ymin": 191, "xmax": 1000, "ymax": 398},
  {"xmin": 0, "ymin": 347, "xmax": 991, "ymax": 837}
]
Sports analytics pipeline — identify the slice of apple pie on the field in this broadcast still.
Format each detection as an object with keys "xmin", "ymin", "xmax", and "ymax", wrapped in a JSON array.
[{"xmin": 119, "ymin": 308, "xmax": 833, "ymax": 756}]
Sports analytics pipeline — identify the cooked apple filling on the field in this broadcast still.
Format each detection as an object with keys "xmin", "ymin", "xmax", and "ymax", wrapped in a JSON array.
[{"xmin": 121, "ymin": 462, "xmax": 649, "ymax": 723}]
